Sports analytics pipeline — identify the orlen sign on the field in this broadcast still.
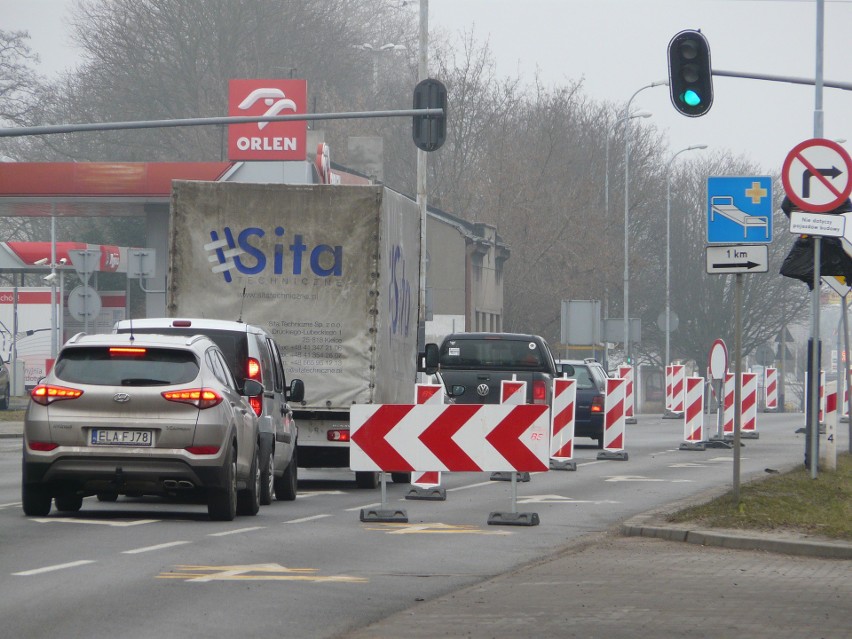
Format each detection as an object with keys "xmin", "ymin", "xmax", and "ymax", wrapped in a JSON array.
[{"xmin": 228, "ymin": 79, "xmax": 307, "ymax": 161}]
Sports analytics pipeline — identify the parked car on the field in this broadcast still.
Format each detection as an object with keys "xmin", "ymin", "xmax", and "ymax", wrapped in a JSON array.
[
  {"xmin": 114, "ymin": 318, "xmax": 304, "ymax": 504},
  {"xmin": 556, "ymin": 358, "xmax": 609, "ymax": 448},
  {"xmin": 435, "ymin": 332, "xmax": 559, "ymax": 406},
  {"xmin": 22, "ymin": 332, "xmax": 262, "ymax": 520},
  {"xmin": 0, "ymin": 359, "xmax": 9, "ymax": 409}
]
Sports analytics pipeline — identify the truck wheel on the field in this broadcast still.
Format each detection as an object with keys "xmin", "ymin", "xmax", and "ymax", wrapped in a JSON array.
[
  {"xmin": 208, "ymin": 449, "xmax": 237, "ymax": 521},
  {"xmin": 237, "ymin": 445, "xmax": 261, "ymax": 516},
  {"xmin": 355, "ymin": 471, "xmax": 379, "ymax": 489},
  {"xmin": 391, "ymin": 472, "xmax": 411, "ymax": 484},
  {"xmin": 259, "ymin": 440, "xmax": 275, "ymax": 506},
  {"xmin": 55, "ymin": 493, "xmax": 83, "ymax": 512},
  {"xmin": 22, "ymin": 483, "xmax": 52, "ymax": 516},
  {"xmin": 274, "ymin": 448, "xmax": 298, "ymax": 501}
]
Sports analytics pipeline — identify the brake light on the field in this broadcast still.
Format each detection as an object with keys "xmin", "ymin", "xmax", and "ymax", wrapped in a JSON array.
[
  {"xmin": 247, "ymin": 357, "xmax": 261, "ymax": 381},
  {"xmin": 532, "ymin": 380, "xmax": 547, "ymax": 404},
  {"xmin": 172, "ymin": 320, "xmax": 192, "ymax": 327},
  {"xmin": 185, "ymin": 445, "xmax": 220, "ymax": 455},
  {"xmin": 327, "ymin": 429, "xmax": 350, "ymax": 442},
  {"xmin": 31, "ymin": 384, "xmax": 84, "ymax": 406},
  {"xmin": 248, "ymin": 395, "xmax": 262, "ymax": 417},
  {"xmin": 28, "ymin": 441, "xmax": 59, "ymax": 452},
  {"xmin": 162, "ymin": 388, "xmax": 223, "ymax": 409},
  {"xmin": 591, "ymin": 395, "xmax": 604, "ymax": 413},
  {"xmin": 109, "ymin": 347, "xmax": 147, "ymax": 356}
]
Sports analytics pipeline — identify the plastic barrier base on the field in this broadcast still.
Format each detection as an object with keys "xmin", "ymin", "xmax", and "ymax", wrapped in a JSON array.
[
  {"xmin": 489, "ymin": 472, "xmax": 531, "ymax": 482},
  {"xmin": 487, "ymin": 511, "xmax": 540, "ymax": 526},
  {"xmin": 549, "ymin": 459, "xmax": 577, "ymax": 471},
  {"xmin": 706, "ymin": 436, "xmax": 734, "ymax": 449},
  {"xmin": 662, "ymin": 410, "xmax": 684, "ymax": 419},
  {"xmin": 405, "ymin": 487, "xmax": 447, "ymax": 501},
  {"xmin": 679, "ymin": 441, "xmax": 706, "ymax": 451},
  {"xmin": 741, "ymin": 431, "xmax": 760, "ymax": 439},
  {"xmin": 359, "ymin": 508, "xmax": 408, "ymax": 523},
  {"xmin": 626, "ymin": 416, "xmax": 637, "ymax": 424},
  {"xmin": 596, "ymin": 450, "xmax": 629, "ymax": 461}
]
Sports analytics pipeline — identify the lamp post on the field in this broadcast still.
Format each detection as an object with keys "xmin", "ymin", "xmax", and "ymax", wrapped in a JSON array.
[
  {"xmin": 623, "ymin": 80, "xmax": 668, "ymax": 365},
  {"xmin": 353, "ymin": 42, "xmax": 408, "ymax": 93},
  {"xmin": 664, "ymin": 144, "xmax": 708, "ymax": 368}
]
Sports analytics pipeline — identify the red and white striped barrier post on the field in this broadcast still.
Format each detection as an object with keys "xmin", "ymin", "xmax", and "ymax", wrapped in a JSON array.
[
  {"xmin": 722, "ymin": 372, "xmax": 735, "ymax": 437},
  {"xmin": 821, "ymin": 382, "xmax": 837, "ymax": 471},
  {"xmin": 550, "ymin": 378, "xmax": 577, "ymax": 471},
  {"xmin": 406, "ymin": 383, "xmax": 447, "ymax": 501},
  {"xmin": 764, "ymin": 367, "xmax": 778, "ymax": 412},
  {"xmin": 680, "ymin": 376, "xmax": 706, "ymax": 450},
  {"xmin": 665, "ymin": 364, "xmax": 685, "ymax": 418},
  {"xmin": 665, "ymin": 365, "xmax": 673, "ymax": 411},
  {"xmin": 741, "ymin": 372, "xmax": 759, "ymax": 439},
  {"xmin": 490, "ymin": 378, "xmax": 532, "ymax": 481},
  {"xmin": 597, "ymin": 377, "xmax": 628, "ymax": 460},
  {"xmin": 804, "ymin": 370, "xmax": 826, "ymax": 425},
  {"xmin": 618, "ymin": 365, "xmax": 637, "ymax": 424}
]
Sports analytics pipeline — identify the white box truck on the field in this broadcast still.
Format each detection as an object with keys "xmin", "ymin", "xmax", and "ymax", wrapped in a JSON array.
[{"xmin": 168, "ymin": 182, "xmax": 424, "ymax": 487}]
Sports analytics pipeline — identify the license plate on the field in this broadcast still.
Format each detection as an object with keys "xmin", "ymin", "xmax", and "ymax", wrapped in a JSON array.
[{"xmin": 90, "ymin": 429, "xmax": 153, "ymax": 447}]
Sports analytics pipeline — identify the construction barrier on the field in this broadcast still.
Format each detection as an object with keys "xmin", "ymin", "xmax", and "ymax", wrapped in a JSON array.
[
  {"xmin": 617, "ymin": 365, "xmax": 636, "ymax": 422},
  {"xmin": 680, "ymin": 376, "xmax": 705, "ymax": 450},
  {"xmin": 764, "ymin": 367, "xmax": 778, "ymax": 412},
  {"xmin": 669, "ymin": 364, "xmax": 685, "ymax": 414},
  {"xmin": 665, "ymin": 365, "xmax": 673, "ymax": 411},
  {"xmin": 550, "ymin": 377, "xmax": 577, "ymax": 470},
  {"xmin": 407, "ymin": 383, "xmax": 447, "ymax": 500},
  {"xmin": 598, "ymin": 377, "xmax": 628, "ymax": 460},
  {"xmin": 821, "ymin": 382, "xmax": 837, "ymax": 471},
  {"xmin": 804, "ymin": 370, "xmax": 826, "ymax": 423},
  {"xmin": 723, "ymin": 372, "xmax": 735, "ymax": 436},
  {"xmin": 741, "ymin": 372, "xmax": 758, "ymax": 438}
]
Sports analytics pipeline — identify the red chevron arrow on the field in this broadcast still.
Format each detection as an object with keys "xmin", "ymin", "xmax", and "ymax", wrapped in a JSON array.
[
  {"xmin": 419, "ymin": 404, "xmax": 482, "ymax": 471},
  {"xmin": 350, "ymin": 404, "xmax": 415, "ymax": 471},
  {"xmin": 485, "ymin": 404, "xmax": 549, "ymax": 471}
]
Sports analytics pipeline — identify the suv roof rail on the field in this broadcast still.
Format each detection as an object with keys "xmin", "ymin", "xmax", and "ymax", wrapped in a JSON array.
[
  {"xmin": 67, "ymin": 332, "xmax": 87, "ymax": 344},
  {"xmin": 584, "ymin": 357, "xmax": 599, "ymax": 363}
]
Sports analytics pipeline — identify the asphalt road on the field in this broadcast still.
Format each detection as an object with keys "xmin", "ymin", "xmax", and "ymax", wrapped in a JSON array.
[{"xmin": 0, "ymin": 412, "xmax": 828, "ymax": 638}]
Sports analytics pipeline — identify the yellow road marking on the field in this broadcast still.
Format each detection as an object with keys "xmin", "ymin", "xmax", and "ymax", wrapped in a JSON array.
[{"xmin": 156, "ymin": 563, "xmax": 366, "ymax": 583}]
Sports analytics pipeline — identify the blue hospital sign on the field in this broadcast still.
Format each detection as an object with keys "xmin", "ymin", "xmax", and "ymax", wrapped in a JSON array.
[{"xmin": 706, "ymin": 176, "xmax": 773, "ymax": 244}]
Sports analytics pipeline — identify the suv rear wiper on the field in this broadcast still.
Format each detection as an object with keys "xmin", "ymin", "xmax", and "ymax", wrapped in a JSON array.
[{"xmin": 121, "ymin": 378, "xmax": 171, "ymax": 386}]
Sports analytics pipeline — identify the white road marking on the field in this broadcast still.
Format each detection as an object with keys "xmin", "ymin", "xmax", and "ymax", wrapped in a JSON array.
[
  {"xmin": 0, "ymin": 501, "xmax": 22, "ymax": 510},
  {"xmin": 283, "ymin": 514, "xmax": 332, "ymax": 524},
  {"xmin": 296, "ymin": 491, "xmax": 346, "ymax": 498},
  {"xmin": 446, "ymin": 480, "xmax": 498, "ymax": 492},
  {"xmin": 122, "ymin": 541, "xmax": 192, "ymax": 554},
  {"xmin": 31, "ymin": 518, "xmax": 159, "ymax": 527},
  {"xmin": 517, "ymin": 494, "xmax": 620, "ymax": 504},
  {"xmin": 13, "ymin": 560, "xmax": 95, "ymax": 576},
  {"xmin": 208, "ymin": 527, "xmax": 266, "ymax": 537},
  {"xmin": 346, "ymin": 503, "xmax": 380, "ymax": 512}
]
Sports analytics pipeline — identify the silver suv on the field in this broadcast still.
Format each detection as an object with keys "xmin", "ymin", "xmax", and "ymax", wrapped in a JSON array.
[
  {"xmin": 22, "ymin": 332, "xmax": 262, "ymax": 521},
  {"xmin": 114, "ymin": 318, "xmax": 304, "ymax": 504}
]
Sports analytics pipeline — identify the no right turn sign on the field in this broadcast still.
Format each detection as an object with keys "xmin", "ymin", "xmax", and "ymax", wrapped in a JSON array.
[{"xmin": 782, "ymin": 138, "xmax": 852, "ymax": 212}]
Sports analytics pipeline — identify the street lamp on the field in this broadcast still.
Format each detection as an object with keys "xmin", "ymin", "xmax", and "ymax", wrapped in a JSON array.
[
  {"xmin": 623, "ymin": 80, "xmax": 668, "ymax": 365},
  {"xmin": 353, "ymin": 42, "xmax": 408, "ymax": 93},
  {"xmin": 665, "ymin": 144, "xmax": 708, "ymax": 369}
]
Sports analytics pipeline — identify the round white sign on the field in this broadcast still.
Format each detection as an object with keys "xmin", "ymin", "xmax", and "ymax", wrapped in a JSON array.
[
  {"xmin": 67, "ymin": 285, "xmax": 101, "ymax": 321},
  {"xmin": 708, "ymin": 339, "xmax": 728, "ymax": 380}
]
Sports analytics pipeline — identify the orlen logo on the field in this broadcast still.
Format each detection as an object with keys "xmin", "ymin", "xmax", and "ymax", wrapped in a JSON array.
[
  {"xmin": 206, "ymin": 226, "xmax": 342, "ymax": 283},
  {"xmin": 228, "ymin": 79, "xmax": 307, "ymax": 161}
]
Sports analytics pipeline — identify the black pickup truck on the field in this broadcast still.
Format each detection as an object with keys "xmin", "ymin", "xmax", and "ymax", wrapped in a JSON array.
[{"xmin": 433, "ymin": 332, "xmax": 559, "ymax": 406}]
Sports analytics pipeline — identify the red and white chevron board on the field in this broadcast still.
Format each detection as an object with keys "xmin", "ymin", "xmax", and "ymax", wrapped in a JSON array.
[
  {"xmin": 412, "ymin": 383, "xmax": 446, "ymax": 488},
  {"xmin": 723, "ymin": 372, "xmax": 734, "ymax": 434},
  {"xmin": 683, "ymin": 377, "xmax": 704, "ymax": 442},
  {"xmin": 763, "ymin": 367, "xmax": 778, "ymax": 411},
  {"xmin": 603, "ymin": 377, "xmax": 626, "ymax": 451},
  {"xmin": 350, "ymin": 404, "xmax": 550, "ymax": 473},
  {"xmin": 741, "ymin": 372, "xmax": 758, "ymax": 433},
  {"xmin": 617, "ymin": 365, "xmax": 635, "ymax": 418},
  {"xmin": 550, "ymin": 378, "xmax": 576, "ymax": 460},
  {"xmin": 501, "ymin": 379, "xmax": 526, "ymax": 405},
  {"xmin": 665, "ymin": 365, "xmax": 673, "ymax": 410},
  {"xmin": 670, "ymin": 364, "xmax": 685, "ymax": 412}
]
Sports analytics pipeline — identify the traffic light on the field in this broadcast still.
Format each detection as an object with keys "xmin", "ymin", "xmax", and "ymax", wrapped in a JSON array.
[
  {"xmin": 667, "ymin": 30, "xmax": 713, "ymax": 117},
  {"xmin": 412, "ymin": 78, "xmax": 447, "ymax": 152}
]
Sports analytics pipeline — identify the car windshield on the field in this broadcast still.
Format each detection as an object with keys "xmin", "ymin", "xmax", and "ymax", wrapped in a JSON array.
[
  {"xmin": 54, "ymin": 347, "xmax": 199, "ymax": 386},
  {"xmin": 439, "ymin": 338, "xmax": 543, "ymax": 369},
  {"xmin": 562, "ymin": 364, "xmax": 596, "ymax": 390}
]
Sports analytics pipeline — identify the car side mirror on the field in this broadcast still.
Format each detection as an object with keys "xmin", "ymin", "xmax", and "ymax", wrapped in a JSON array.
[
  {"xmin": 561, "ymin": 364, "xmax": 575, "ymax": 376},
  {"xmin": 288, "ymin": 378, "xmax": 305, "ymax": 403},
  {"xmin": 243, "ymin": 379, "xmax": 264, "ymax": 397},
  {"xmin": 419, "ymin": 343, "xmax": 440, "ymax": 375}
]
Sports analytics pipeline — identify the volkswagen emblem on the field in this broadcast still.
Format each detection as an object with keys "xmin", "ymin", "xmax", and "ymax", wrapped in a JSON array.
[
  {"xmin": 476, "ymin": 383, "xmax": 490, "ymax": 397},
  {"xmin": 113, "ymin": 393, "xmax": 131, "ymax": 403}
]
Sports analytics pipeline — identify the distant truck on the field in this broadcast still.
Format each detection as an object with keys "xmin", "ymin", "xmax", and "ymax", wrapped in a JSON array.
[{"xmin": 167, "ymin": 182, "xmax": 427, "ymax": 488}]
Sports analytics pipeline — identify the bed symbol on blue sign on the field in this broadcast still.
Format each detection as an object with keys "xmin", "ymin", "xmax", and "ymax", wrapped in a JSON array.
[{"xmin": 706, "ymin": 176, "xmax": 773, "ymax": 244}]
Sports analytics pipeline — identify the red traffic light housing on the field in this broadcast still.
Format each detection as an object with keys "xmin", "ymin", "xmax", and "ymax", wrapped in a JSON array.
[{"xmin": 667, "ymin": 30, "xmax": 713, "ymax": 117}]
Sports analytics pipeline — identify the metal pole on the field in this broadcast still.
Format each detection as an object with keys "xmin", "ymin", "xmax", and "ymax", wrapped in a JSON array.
[
  {"xmin": 417, "ymin": 0, "xmax": 428, "ymax": 345},
  {"xmin": 50, "ymin": 215, "xmax": 58, "ymax": 360},
  {"xmin": 733, "ymin": 273, "xmax": 743, "ymax": 501}
]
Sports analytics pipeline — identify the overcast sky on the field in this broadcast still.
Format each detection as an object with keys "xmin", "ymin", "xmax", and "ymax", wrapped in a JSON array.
[{"xmin": 3, "ymin": 0, "xmax": 851, "ymax": 173}]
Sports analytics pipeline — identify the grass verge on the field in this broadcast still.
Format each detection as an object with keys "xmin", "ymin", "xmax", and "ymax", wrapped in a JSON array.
[{"xmin": 666, "ymin": 452, "xmax": 852, "ymax": 541}]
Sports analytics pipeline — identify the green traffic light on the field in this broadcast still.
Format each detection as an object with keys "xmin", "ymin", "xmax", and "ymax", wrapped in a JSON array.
[{"xmin": 680, "ymin": 90, "xmax": 702, "ymax": 107}]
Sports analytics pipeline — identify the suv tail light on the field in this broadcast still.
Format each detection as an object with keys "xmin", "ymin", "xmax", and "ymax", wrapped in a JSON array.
[
  {"xmin": 532, "ymin": 380, "xmax": 547, "ymax": 404},
  {"xmin": 31, "ymin": 384, "xmax": 83, "ymax": 406},
  {"xmin": 591, "ymin": 395, "xmax": 604, "ymax": 413},
  {"xmin": 248, "ymin": 395, "xmax": 262, "ymax": 417},
  {"xmin": 247, "ymin": 357, "xmax": 261, "ymax": 381},
  {"xmin": 162, "ymin": 388, "xmax": 223, "ymax": 409}
]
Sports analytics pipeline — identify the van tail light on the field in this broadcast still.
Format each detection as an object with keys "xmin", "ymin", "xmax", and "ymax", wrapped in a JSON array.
[
  {"xmin": 185, "ymin": 446, "xmax": 220, "ymax": 455},
  {"xmin": 248, "ymin": 395, "xmax": 262, "ymax": 417},
  {"xmin": 591, "ymin": 395, "xmax": 604, "ymax": 413},
  {"xmin": 31, "ymin": 384, "xmax": 83, "ymax": 406},
  {"xmin": 28, "ymin": 441, "xmax": 59, "ymax": 452},
  {"xmin": 532, "ymin": 380, "xmax": 547, "ymax": 404},
  {"xmin": 247, "ymin": 357, "xmax": 261, "ymax": 381},
  {"xmin": 162, "ymin": 388, "xmax": 223, "ymax": 409}
]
